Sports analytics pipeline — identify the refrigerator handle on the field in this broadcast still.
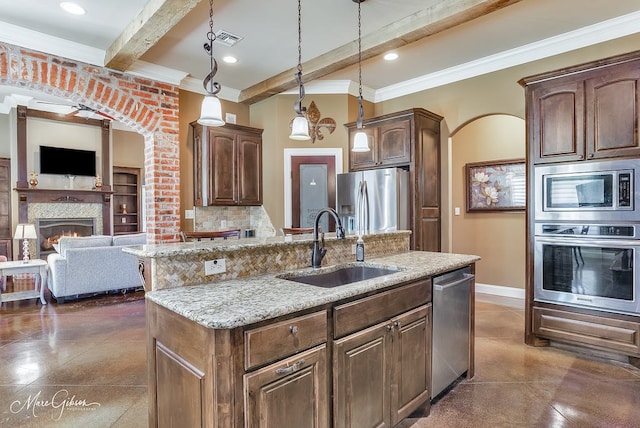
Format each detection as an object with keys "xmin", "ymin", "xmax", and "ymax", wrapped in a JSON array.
[{"xmin": 358, "ymin": 181, "xmax": 369, "ymax": 236}]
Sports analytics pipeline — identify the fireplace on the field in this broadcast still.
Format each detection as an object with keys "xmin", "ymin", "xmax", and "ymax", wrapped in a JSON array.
[{"xmin": 36, "ymin": 218, "xmax": 97, "ymax": 259}]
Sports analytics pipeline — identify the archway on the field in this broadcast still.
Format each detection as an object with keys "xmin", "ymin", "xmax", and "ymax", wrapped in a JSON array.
[{"xmin": 0, "ymin": 42, "xmax": 181, "ymax": 243}]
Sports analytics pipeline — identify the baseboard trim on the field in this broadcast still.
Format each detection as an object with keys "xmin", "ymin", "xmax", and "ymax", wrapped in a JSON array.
[{"xmin": 475, "ymin": 283, "xmax": 525, "ymax": 300}]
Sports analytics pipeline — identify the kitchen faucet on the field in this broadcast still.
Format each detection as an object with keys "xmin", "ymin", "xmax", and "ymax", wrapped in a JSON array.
[{"xmin": 312, "ymin": 207, "xmax": 346, "ymax": 268}]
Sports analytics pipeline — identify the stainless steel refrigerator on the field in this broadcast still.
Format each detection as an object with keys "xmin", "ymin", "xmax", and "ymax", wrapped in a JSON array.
[{"xmin": 336, "ymin": 167, "xmax": 410, "ymax": 235}]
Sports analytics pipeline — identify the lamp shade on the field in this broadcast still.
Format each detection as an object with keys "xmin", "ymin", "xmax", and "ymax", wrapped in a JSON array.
[
  {"xmin": 198, "ymin": 94, "xmax": 225, "ymax": 127},
  {"xmin": 289, "ymin": 115, "xmax": 311, "ymax": 140},
  {"xmin": 14, "ymin": 224, "xmax": 37, "ymax": 240},
  {"xmin": 352, "ymin": 130, "xmax": 370, "ymax": 152}
]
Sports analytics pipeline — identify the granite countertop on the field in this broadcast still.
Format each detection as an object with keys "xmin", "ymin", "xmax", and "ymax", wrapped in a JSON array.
[{"xmin": 146, "ymin": 251, "xmax": 480, "ymax": 329}]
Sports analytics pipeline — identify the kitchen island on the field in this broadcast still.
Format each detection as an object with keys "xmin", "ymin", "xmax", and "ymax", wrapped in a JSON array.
[{"xmin": 145, "ymin": 249, "xmax": 479, "ymax": 428}]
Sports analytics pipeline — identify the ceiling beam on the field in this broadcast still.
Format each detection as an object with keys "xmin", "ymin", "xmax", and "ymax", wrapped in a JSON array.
[
  {"xmin": 239, "ymin": 0, "xmax": 523, "ymax": 105},
  {"xmin": 105, "ymin": 0, "xmax": 203, "ymax": 71}
]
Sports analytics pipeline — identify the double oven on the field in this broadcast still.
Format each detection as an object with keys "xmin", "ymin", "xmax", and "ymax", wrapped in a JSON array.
[{"xmin": 533, "ymin": 159, "xmax": 640, "ymax": 315}]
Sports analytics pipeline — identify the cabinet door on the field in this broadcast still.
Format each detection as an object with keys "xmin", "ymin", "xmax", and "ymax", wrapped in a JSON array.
[
  {"xmin": 348, "ymin": 127, "xmax": 377, "ymax": 171},
  {"xmin": 237, "ymin": 135, "xmax": 262, "ymax": 205},
  {"xmin": 377, "ymin": 119, "xmax": 411, "ymax": 167},
  {"xmin": 333, "ymin": 321, "xmax": 391, "ymax": 428},
  {"xmin": 585, "ymin": 65, "xmax": 640, "ymax": 160},
  {"xmin": 390, "ymin": 305, "xmax": 431, "ymax": 425},
  {"xmin": 531, "ymin": 80, "xmax": 585, "ymax": 164},
  {"xmin": 244, "ymin": 344, "xmax": 328, "ymax": 428},
  {"xmin": 208, "ymin": 129, "xmax": 237, "ymax": 205}
]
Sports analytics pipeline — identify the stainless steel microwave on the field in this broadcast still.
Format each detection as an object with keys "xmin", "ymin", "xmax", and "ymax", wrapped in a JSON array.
[{"xmin": 535, "ymin": 159, "xmax": 638, "ymax": 222}]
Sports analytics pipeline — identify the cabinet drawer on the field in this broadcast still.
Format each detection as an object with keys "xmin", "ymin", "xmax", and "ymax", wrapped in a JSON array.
[
  {"xmin": 533, "ymin": 307, "xmax": 640, "ymax": 356},
  {"xmin": 245, "ymin": 311, "xmax": 327, "ymax": 370},
  {"xmin": 334, "ymin": 279, "xmax": 431, "ymax": 339}
]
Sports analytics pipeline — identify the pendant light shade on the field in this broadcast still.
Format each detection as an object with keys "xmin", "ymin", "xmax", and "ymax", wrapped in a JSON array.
[
  {"xmin": 290, "ymin": 115, "xmax": 311, "ymax": 140},
  {"xmin": 289, "ymin": 0, "xmax": 311, "ymax": 141},
  {"xmin": 352, "ymin": 0, "xmax": 369, "ymax": 152},
  {"xmin": 199, "ymin": 94, "xmax": 224, "ymax": 127},
  {"xmin": 352, "ymin": 130, "xmax": 369, "ymax": 152},
  {"xmin": 198, "ymin": 0, "xmax": 225, "ymax": 127}
]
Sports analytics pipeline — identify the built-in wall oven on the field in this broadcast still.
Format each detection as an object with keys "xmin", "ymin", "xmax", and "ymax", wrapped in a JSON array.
[
  {"xmin": 534, "ymin": 223, "xmax": 640, "ymax": 315},
  {"xmin": 533, "ymin": 158, "xmax": 640, "ymax": 315}
]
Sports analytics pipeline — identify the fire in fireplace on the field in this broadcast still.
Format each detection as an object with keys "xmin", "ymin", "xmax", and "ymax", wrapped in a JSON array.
[{"xmin": 36, "ymin": 218, "xmax": 97, "ymax": 259}]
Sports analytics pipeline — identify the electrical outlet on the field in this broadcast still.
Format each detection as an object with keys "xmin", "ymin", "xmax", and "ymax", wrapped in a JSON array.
[
  {"xmin": 454, "ymin": 207, "xmax": 461, "ymax": 216},
  {"xmin": 185, "ymin": 209, "xmax": 194, "ymax": 219},
  {"xmin": 205, "ymin": 259, "xmax": 226, "ymax": 275},
  {"xmin": 351, "ymin": 244, "xmax": 357, "ymax": 255},
  {"xmin": 221, "ymin": 220, "xmax": 227, "ymax": 228}
]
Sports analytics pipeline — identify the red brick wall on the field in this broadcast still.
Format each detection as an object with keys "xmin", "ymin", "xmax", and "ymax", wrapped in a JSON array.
[{"xmin": 0, "ymin": 42, "xmax": 180, "ymax": 244}]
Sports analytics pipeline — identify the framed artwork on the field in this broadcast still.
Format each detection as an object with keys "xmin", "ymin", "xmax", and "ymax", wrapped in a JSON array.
[{"xmin": 466, "ymin": 159, "xmax": 526, "ymax": 212}]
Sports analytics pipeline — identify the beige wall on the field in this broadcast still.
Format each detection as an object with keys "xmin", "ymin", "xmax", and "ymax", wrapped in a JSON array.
[
  {"xmin": 250, "ymin": 94, "xmax": 351, "ymax": 232},
  {"xmin": 112, "ymin": 129, "xmax": 144, "ymax": 169},
  {"xmin": 450, "ymin": 115, "xmax": 525, "ymax": 289}
]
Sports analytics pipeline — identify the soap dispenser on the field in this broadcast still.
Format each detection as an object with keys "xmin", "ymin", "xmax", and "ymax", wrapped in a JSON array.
[{"xmin": 356, "ymin": 236, "xmax": 365, "ymax": 262}]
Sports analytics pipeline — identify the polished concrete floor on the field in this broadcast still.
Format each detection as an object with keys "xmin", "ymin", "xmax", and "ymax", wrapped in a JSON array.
[{"xmin": 1, "ymin": 291, "xmax": 639, "ymax": 427}]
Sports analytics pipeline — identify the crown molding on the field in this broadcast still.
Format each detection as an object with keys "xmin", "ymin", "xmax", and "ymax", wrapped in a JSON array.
[
  {"xmin": 375, "ymin": 10, "xmax": 640, "ymax": 102},
  {"xmin": 0, "ymin": 21, "xmax": 105, "ymax": 66}
]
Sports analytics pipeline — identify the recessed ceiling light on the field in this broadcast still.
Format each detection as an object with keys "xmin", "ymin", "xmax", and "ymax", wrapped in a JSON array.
[
  {"xmin": 383, "ymin": 52, "xmax": 399, "ymax": 61},
  {"xmin": 60, "ymin": 2, "xmax": 86, "ymax": 15},
  {"xmin": 222, "ymin": 56, "xmax": 238, "ymax": 64}
]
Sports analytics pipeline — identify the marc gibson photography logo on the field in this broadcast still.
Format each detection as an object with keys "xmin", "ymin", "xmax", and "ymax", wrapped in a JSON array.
[{"xmin": 10, "ymin": 389, "xmax": 101, "ymax": 421}]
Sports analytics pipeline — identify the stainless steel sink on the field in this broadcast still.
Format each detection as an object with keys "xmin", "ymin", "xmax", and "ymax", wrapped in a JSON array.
[{"xmin": 279, "ymin": 264, "xmax": 401, "ymax": 288}]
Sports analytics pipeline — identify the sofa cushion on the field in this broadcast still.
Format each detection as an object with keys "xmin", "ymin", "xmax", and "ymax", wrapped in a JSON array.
[
  {"xmin": 112, "ymin": 232, "xmax": 147, "ymax": 246},
  {"xmin": 57, "ymin": 235, "xmax": 113, "ymax": 257}
]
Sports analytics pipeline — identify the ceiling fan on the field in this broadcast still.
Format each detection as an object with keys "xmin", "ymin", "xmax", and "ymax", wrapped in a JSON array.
[
  {"xmin": 30, "ymin": 99, "xmax": 115, "ymax": 120},
  {"xmin": 65, "ymin": 103, "xmax": 115, "ymax": 121}
]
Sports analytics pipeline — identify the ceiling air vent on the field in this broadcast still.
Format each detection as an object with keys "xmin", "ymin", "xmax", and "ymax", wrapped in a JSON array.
[{"xmin": 214, "ymin": 30, "xmax": 243, "ymax": 47}]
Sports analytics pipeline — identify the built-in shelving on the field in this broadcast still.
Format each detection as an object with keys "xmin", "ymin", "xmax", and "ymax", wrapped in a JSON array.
[{"xmin": 113, "ymin": 167, "xmax": 141, "ymax": 235}]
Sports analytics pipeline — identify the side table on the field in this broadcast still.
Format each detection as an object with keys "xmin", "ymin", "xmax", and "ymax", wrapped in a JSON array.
[{"xmin": 0, "ymin": 259, "xmax": 48, "ymax": 304}]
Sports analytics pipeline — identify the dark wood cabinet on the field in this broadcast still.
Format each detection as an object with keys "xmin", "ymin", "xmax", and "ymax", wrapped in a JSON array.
[
  {"xmin": 112, "ymin": 167, "xmax": 141, "ymax": 235},
  {"xmin": 245, "ymin": 344, "xmax": 328, "ymax": 428},
  {"xmin": 333, "ymin": 305, "xmax": 431, "ymax": 428},
  {"xmin": 345, "ymin": 109, "xmax": 443, "ymax": 251},
  {"xmin": 347, "ymin": 119, "xmax": 411, "ymax": 170},
  {"xmin": 524, "ymin": 54, "xmax": 640, "ymax": 165},
  {"xmin": 522, "ymin": 51, "xmax": 640, "ymax": 361},
  {"xmin": 191, "ymin": 122, "xmax": 263, "ymax": 206}
]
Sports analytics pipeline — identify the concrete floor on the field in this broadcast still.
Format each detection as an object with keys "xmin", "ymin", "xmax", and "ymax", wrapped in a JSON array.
[{"xmin": 1, "ymin": 291, "xmax": 639, "ymax": 427}]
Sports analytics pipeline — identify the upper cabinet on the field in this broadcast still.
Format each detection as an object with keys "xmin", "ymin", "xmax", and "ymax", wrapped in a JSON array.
[
  {"xmin": 523, "ymin": 54, "xmax": 640, "ymax": 164},
  {"xmin": 191, "ymin": 122, "xmax": 263, "ymax": 206},
  {"xmin": 346, "ymin": 117, "xmax": 411, "ymax": 171}
]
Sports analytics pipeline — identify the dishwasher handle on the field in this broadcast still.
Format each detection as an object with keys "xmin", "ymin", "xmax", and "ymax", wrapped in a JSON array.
[{"xmin": 433, "ymin": 273, "xmax": 474, "ymax": 291}]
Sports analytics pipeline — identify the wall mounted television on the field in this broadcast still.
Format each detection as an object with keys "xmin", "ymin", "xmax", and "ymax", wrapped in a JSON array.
[{"xmin": 39, "ymin": 146, "xmax": 97, "ymax": 177}]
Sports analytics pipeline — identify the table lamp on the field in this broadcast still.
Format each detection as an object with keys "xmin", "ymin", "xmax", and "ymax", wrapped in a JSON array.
[{"xmin": 14, "ymin": 223, "xmax": 37, "ymax": 263}]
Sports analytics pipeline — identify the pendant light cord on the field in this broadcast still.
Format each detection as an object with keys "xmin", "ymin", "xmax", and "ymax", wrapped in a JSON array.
[
  {"xmin": 203, "ymin": 0, "xmax": 221, "ymax": 96},
  {"xmin": 356, "ymin": 0, "xmax": 364, "ymax": 129},
  {"xmin": 294, "ymin": 0, "xmax": 306, "ymax": 116}
]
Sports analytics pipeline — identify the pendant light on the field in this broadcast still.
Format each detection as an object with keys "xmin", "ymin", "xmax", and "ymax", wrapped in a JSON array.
[
  {"xmin": 289, "ymin": 0, "xmax": 311, "ymax": 140},
  {"xmin": 198, "ymin": 0, "xmax": 225, "ymax": 127},
  {"xmin": 352, "ymin": 0, "xmax": 370, "ymax": 152}
]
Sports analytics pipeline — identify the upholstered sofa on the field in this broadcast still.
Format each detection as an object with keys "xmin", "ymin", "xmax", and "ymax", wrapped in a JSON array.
[{"xmin": 47, "ymin": 233, "xmax": 146, "ymax": 303}]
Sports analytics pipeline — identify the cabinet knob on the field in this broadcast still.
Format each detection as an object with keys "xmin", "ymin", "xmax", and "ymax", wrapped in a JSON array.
[
  {"xmin": 588, "ymin": 153, "xmax": 594, "ymax": 159},
  {"xmin": 386, "ymin": 324, "xmax": 393, "ymax": 332},
  {"xmin": 394, "ymin": 321, "xmax": 401, "ymax": 329},
  {"xmin": 578, "ymin": 155, "xmax": 584, "ymax": 160},
  {"xmin": 289, "ymin": 325, "xmax": 298, "ymax": 335}
]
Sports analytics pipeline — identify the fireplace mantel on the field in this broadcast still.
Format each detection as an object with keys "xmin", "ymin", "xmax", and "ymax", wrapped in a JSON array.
[{"xmin": 16, "ymin": 188, "xmax": 113, "ymax": 235}]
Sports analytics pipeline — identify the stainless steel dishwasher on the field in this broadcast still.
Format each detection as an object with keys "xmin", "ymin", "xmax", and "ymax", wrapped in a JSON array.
[{"xmin": 431, "ymin": 266, "xmax": 474, "ymax": 399}]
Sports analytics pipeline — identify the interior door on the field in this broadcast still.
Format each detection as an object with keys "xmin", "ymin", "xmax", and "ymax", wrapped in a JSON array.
[{"xmin": 291, "ymin": 156, "xmax": 336, "ymax": 231}]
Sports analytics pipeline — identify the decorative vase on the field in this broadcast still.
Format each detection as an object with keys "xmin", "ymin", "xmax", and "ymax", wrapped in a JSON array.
[
  {"xmin": 121, "ymin": 203, "xmax": 128, "ymax": 214},
  {"xmin": 95, "ymin": 175, "xmax": 102, "ymax": 190},
  {"xmin": 29, "ymin": 171, "xmax": 38, "ymax": 189}
]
